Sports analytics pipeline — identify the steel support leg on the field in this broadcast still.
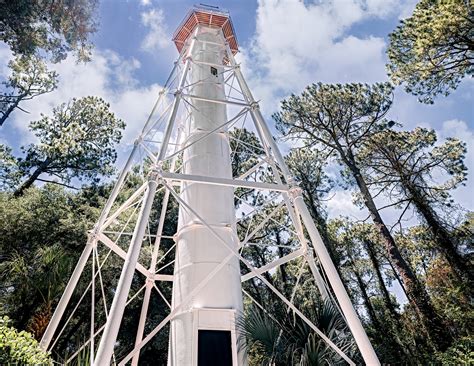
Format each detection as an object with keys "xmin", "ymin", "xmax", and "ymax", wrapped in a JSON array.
[
  {"xmin": 94, "ymin": 30, "xmax": 199, "ymax": 364},
  {"xmin": 294, "ymin": 197, "xmax": 380, "ymax": 365},
  {"xmin": 132, "ymin": 128, "xmax": 182, "ymax": 366},
  {"xmin": 93, "ymin": 177, "xmax": 159, "ymax": 365}
]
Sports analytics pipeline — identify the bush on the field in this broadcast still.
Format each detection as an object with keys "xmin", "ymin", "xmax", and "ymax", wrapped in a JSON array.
[
  {"xmin": 0, "ymin": 316, "xmax": 52, "ymax": 365},
  {"xmin": 436, "ymin": 337, "xmax": 474, "ymax": 365}
]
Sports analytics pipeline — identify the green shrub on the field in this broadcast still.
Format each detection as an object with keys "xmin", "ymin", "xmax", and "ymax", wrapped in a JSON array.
[
  {"xmin": 0, "ymin": 316, "xmax": 52, "ymax": 365},
  {"xmin": 436, "ymin": 337, "xmax": 474, "ymax": 365}
]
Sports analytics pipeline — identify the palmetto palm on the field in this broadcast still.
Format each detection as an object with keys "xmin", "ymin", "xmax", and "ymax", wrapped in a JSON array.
[
  {"xmin": 0, "ymin": 243, "xmax": 74, "ymax": 339},
  {"xmin": 239, "ymin": 299, "xmax": 358, "ymax": 365}
]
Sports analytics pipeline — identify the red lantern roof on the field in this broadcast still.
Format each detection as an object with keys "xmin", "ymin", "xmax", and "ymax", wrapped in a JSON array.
[{"xmin": 172, "ymin": 5, "xmax": 239, "ymax": 55}]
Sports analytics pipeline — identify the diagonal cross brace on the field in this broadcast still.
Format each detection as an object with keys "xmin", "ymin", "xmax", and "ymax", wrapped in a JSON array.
[
  {"xmin": 241, "ymin": 248, "xmax": 304, "ymax": 282},
  {"xmin": 98, "ymin": 233, "xmax": 173, "ymax": 282}
]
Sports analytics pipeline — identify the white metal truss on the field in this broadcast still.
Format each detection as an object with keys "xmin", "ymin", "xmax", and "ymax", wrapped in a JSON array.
[{"xmin": 40, "ymin": 28, "xmax": 380, "ymax": 366}]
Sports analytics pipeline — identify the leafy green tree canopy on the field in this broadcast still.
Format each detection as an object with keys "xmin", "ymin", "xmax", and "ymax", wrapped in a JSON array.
[
  {"xmin": 0, "ymin": 145, "xmax": 22, "ymax": 190},
  {"xmin": 435, "ymin": 337, "xmax": 474, "ymax": 365},
  {"xmin": 274, "ymin": 82, "xmax": 394, "ymax": 153},
  {"xmin": 387, "ymin": 0, "xmax": 474, "ymax": 103},
  {"xmin": 286, "ymin": 148, "xmax": 332, "ymax": 214},
  {"xmin": 230, "ymin": 128, "xmax": 264, "ymax": 178},
  {"xmin": 14, "ymin": 96, "xmax": 125, "ymax": 196},
  {"xmin": 0, "ymin": 0, "xmax": 98, "ymax": 62},
  {"xmin": 0, "ymin": 183, "xmax": 104, "ymax": 340},
  {"xmin": 1, "ymin": 55, "xmax": 58, "ymax": 126},
  {"xmin": 359, "ymin": 127, "xmax": 467, "ymax": 206}
]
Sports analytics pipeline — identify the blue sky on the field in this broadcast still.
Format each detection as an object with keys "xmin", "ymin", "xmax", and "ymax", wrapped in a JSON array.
[{"xmin": 0, "ymin": 0, "xmax": 473, "ymax": 220}]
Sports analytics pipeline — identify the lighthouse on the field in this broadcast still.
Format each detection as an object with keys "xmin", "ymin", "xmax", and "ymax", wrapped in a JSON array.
[{"xmin": 40, "ymin": 5, "xmax": 379, "ymax": 366}]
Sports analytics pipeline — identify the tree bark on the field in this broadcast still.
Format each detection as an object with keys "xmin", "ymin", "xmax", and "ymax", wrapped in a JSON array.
[
  {"xmin": 347, "ymin": 255, "xmax": 381, "ymax": 331},
  {"xmin": 364, "ymin": 240, "xmax": 399, "ymax": 320},
  {"xmin": 14, "ymin": 160, "xmax": 50, "ymax": 196},
  {"xmin": 405, "ymin": 182, "xmax": 472, "ymax": 283},
  {"xmin": 0, "ymin": 94, "xmax": 25, "ymax": 126},
  {"xmin": 343, "ymin": 150, "xmax": 450, "ymax": 350}
]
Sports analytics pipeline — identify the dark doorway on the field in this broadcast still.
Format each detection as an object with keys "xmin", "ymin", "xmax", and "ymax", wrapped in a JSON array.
[{"xmin": 198, "ymin": 329, "xmax": 233, "ymax": 366}]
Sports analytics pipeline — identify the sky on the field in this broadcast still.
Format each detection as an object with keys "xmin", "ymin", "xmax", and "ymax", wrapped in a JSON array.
[{"xmin": 0, "ymin": 0, "xmax": 473, "ymax": 223}]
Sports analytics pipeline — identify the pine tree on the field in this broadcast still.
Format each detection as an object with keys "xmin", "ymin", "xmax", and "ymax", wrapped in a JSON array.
[
  {"xmin": 387, "ymin": 0, "xmax": 474, "ymax": 103},
  {"xmin": 1, "ymin": 55, "xmax": 58, "ymax": 126},
  {"xmin": 13, "ymin": 96, "xmax": 125, "ymax": 196},
  {"xmin": 274, "ymin": 82, "xmax": 450, "ymax": 350},
  {"xmin": 359, "ymin": 127, "xmax": 472, "ymax": 282}
]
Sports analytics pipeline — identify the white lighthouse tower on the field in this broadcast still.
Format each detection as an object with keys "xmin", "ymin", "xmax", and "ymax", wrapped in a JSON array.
[
  {"xmin": 40, "ymin": 5, "xmax": 380, "ymax": 366},
  {"xmin": 168, "ymin": 7, "xmax": 244, "ymax": 366}
]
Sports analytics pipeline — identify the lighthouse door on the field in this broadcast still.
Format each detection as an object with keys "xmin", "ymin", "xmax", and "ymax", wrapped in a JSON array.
[
  {"xmin": 191, "ymin": 308, "xmax": 239, "ymax": 365},
  {"xmin": 198, "ymin": 329, "xmax": 233, "ymax": 366}
]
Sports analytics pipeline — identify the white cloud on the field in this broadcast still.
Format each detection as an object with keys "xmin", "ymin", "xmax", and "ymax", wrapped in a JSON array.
[
  {"xmin": 240, "ymin": 0, "xmax": 394, "ymax": 114},
  {"xmin": 140, "ymin": 0, "xmax": 151, "ymax": 6},
  {"xmin": 317, "ymin": 35, "xmax": 387, "ymax": 83},
  {"xmin": 365, "ymin": 0, "xmax": 399, "ymax": 17},
  {"xmin": 397, "ymin": 0, "xmax": 418, "ymax": 19},
  {"xmin": 141, "ymin": 8, "xmax": 170, "ymax": 52},
  {"xmin": 0, "ymin": 44, "xmax": 13, "ymax": 79},
  {"xmin": 238, "ymin": 1, "xmax": 474, "ymax": 224},
  {"xmin": 327, "ymin": 189, "xmax": 367, "ymax": 220}
]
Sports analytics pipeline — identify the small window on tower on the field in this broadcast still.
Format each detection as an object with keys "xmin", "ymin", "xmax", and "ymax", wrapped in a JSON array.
[{"xmin": 210, "ymin": 66, "xmax": 218, "ymax": 76}]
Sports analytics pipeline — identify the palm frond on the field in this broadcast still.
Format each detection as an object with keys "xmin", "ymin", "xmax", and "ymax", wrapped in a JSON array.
[
  {"xmin": 240, "ymin": 298, "xmax": 359, "ymax": 365},
  {"xmin": 237, "ymin": 307, "xmax": 284, "ymax": 365}
]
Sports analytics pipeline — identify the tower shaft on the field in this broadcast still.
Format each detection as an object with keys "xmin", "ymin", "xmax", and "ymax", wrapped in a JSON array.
[{"xmin": 168, "ymin": 26, "xmax": 243, "ymax": 365}]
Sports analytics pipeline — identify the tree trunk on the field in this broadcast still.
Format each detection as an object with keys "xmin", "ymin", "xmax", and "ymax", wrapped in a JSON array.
[
  {"xmin": 406, "ymin": 183, "xmax": 472, "ymax": 282},
  {"xmin": 343, "ymin": 151, "xmax": 450, "ymax": 350},
  {"xmin": 385, "ymin": 255, "xmax": 409, "ymax": 300},
  {"xmin": 249, "ymin": 278, "xmax": 265, "ymax": 307},
  {"xmin": 14, "ymin": 160, "xmax": 50, "ymax": 196},
  {"xmin": 0, "ymin": 94, "xmax": 25, "ymax": 126},
  {"xmin": 364, "ymin": 240, "xmax": 399, "ymax": 320},
  {"xmin": 361, "ymin": 243, "xmax": 417, "ymax": 360},
  {"xmin": 347, "ymin": 256, "xmax": 381, "ymax": 331}
]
